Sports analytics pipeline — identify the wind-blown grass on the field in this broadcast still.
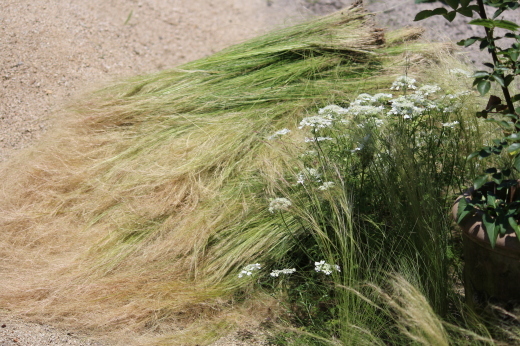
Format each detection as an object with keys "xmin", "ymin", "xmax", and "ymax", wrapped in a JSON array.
[{"xmin": 0, "ymin": 3, "xmax": 492, "ymax": 344}]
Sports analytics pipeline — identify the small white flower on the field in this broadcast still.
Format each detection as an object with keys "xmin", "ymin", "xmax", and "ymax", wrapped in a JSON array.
[
  {"xmin": 350, "ymin": 144, "xmax": 364, "ymax": 153},
  {"xmin": 296, "ymin": 168, "xmax": 321, "ymax": 185},
  {"xmin": 318, "ymin": 105, "xmax": 348, "ymax": 117},
  {"xmin": 267, "ymin": 128, "xmax": 291, "ymax": 140},
  {"xmin": 352, "ymin": 93, "xmax": 376, "ymax": 106},
  {"xmin": 270, "ymin": 268, "xmax": 296, "ymax": 277},
  {"xmin": 314, "ymin": 260, "xmax": 341, "ymax": 275},
  {"xmin": 442, "ymin": 121, "xmax": 460, "ymax": 128},
  {"xmin": 345, "ymin": 104, "xmax": 384, "ymax": 118},
  {"xmin": 298, "ymin": 115, "xmax": 333, "ymax": 129},
  {"xmin": 387, "ymin": 95, "xmax": 426, "ymax": 118},
  {"xmin": 269, "ymin": 198, "xmax": 292, "ymax": 213},
  {"xmin": 318, "ymin": 182, "xmax": 335, "ymax": 191},
  {"xmin": 372, "ymin": 93, "xmax": 393, "ymax": 104},
  {"xmin": 390, "ymin": 76, "xmax": 417, "ymax": 90},
  {"xmin": 238, "ymin": 263, "xmax": 262, "ymax": 278},
  {"xmin": 416, "ymin": 84, "xmax": 441, "ymax": 96}
]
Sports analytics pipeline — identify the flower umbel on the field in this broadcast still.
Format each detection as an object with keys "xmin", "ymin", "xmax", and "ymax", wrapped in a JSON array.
[
  {"xmin": 238, "ymin": 263, "xmax": 262, "ymax": 278},
  {"xmin": 270, "ymin": 268, "xmax": 296, "ymax": 277},
  {"xmin": 268, "ymin": 128, "xmax": 291, "ymax": 140},
  {"xmin": 390, "ymin": 75, "xmax": 417, "ymax": 91},
  {"xmin": 298, "ymin": 115, "xmax": 333, "ymax": 129},
  {"xmin": 269, "ymin": 198, "xmax": 292, "ymax": 213},
  {"xmin": 315, "ymin": 260, "xmax": 341, "ymax": 275}
]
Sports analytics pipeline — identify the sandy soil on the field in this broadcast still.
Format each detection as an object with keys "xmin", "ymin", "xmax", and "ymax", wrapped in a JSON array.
[
  {"xmin": 0, "ymin": 0, "xmax": 350, "ymax": 162},
  {"xmin": 0, "ymin": 0, "xmax": 513, "ymax": 344}
]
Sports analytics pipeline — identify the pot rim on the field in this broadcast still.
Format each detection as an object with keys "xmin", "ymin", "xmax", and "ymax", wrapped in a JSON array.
[{"xmin": 452, "ymin": 181, "xmax": 520, "ymax": 255}]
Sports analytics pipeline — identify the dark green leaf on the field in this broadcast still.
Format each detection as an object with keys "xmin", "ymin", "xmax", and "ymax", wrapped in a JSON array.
[
  {"xmin": 414, "ymin": 8, "xmax": 448, "ymax": 21},
  {"xmin": 509, "ymin": 217, "xmax": 520, "ymax": 240},
  {"xmin": 443, "ymin": 11, "xmax": 457, "ymax": 22},
  {"xmin": 477, "ymin": 80, "xmax": 491, "ymax": 95},
  {"xmin": 457, "ymin": 37, "xmax": 479, "ymax": 47},
  {"xmin": 492, "ymin": 172, "xmax": 504, "ymax": 184},
  {"xmin": 474, "ymin": 174, "xmax": 489, "ymax": 190},
  {"xmin": 498, "ymin": 220, "xmax": 508, "ymax": 236},
  {"xmin": 485, "ymin": 167, "xmax": 498, "ymax": 174},
  {"xmin": 483, "ymin": 213, "xmax": 498, "ymax": 248},
  {"xmin": 457, "ymin": 7, "xmax": 473, "ymax": 17},
  {"xmin": 492, "ymin": 74, "xmax": 505, "ymax": 87},
  {"xmin": 476, "ymin": 110, "xmax": 488, "ymax": 118},
  {"xmin": 479, "ymin": 148, "xmax": 492, "ymax": 158},
  {"xmin": 514, "ymin": 155, "xmax": 520, "ymax": 172},
  {"xmin": 473, "ymin": 70, "xmax": 490, "ymax": 78},
  {"xmin": 467, "ymin": 151, "xmax": 481, "ymax": 160},
  {"xmin": 460, "ymin": 0, "xmax": 471, "ymax": 5},
  {"xmin": 492, "ymin": 8, "xmax": 505, "ymax": 19},
  {"xmin": 414, "ymin": 10, "xmax": 434, "ymax": 21},
  {"xmin": 493, "ymin": 20, "xmax": 520, "ymax": 31},
  {"xmin": 444, "ymin": 0, "xmax": 458, "ymax": 9},
  {"xmin": 486, "ymin": 193, "xmax": 497, "ymax": 208},
  {"xmin": 469, "ymin": 18, "xmax": 496, "ymax": 29},
  {"xmin": 512, "ymin": 94, "xmax": 520, "ymax": 103},
  {"xmin": 503, "ymin": 168, "xmax": 512, "ymax": 177},
  {"xmin": 507, "ymin": 133, "xmax": 520, "ymax": 140},
  {"xmin": 457, "ymin": 197, "xmax": 472, "ymax": 224},
  {"xmin": 507, "ymin": 142, "xmax": 520, "ymax": 154},
  {"xmin": 469, "ymin": 18, "xmax": 519, "ymax": 31},
  {"xmin": 505, "ymin": 74, "xmax": 514, "ymax": 87}
]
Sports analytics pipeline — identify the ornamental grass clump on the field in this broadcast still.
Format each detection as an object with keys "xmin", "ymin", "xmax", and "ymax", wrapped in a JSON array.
[{"xmin": 259, "ymin": 75, "xmax": 478, "ymax": 343}]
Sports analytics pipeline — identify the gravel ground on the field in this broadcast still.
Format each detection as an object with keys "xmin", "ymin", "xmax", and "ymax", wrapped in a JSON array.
[
  {"xmin": 0, "ymin": 315, "xmax": 104, "ymax": 346},
  {"xmin": 1, "ymin": 0, "xmax": 516, "ymax": 344}
]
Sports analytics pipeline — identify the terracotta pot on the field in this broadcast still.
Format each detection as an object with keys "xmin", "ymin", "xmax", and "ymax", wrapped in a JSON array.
[{"xmin": 452, "ymin": 182, "xmax": 520, "ymax": 304}]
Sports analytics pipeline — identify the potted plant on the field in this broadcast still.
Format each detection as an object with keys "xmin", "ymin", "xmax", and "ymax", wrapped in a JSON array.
[{"xmin": 415, "ymin": 0, "xmax": 520, "ymax": 304}]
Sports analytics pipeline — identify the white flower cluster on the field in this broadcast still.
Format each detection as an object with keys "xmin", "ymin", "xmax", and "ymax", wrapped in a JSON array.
[
  {"xmin": 351, "ymin": 93, "xmax": 393, "ymax": 106},
  {"xmin": 390, "ymin": 75, "xmax": 417, "ymax": 90},
  {"xmin": 357, "ymin": 118, "xmax": 384, "ymax": 128},
  {"xmin": 373, "ymin": 93, "xmax": 394, "ymax": 104},
  {"xmin": 318, "ymin": 104, "xmax": 349, "ymax": 117},
  {"xmin": 298, "ymin": 115, "xmax": 334, "ymax": 129},
  {"xmin": 268, "ymin": 128, "xmax": 291, "ymax": 140},
  {"xmin": 387, "ymin": 95, "xmax": 425, "ymax": 118},
  {"xmin": 417, "ymin": 84, "xmax": 441, "ymax": 96},
  {"xmin": 318, "ymin": 181, "xmax": 335, "ymax": 191},
  {"xmin": 314, "ymin": 260, "xmax": 341, "ymax": 275},
  {"xmin": 442, "ymin": 121, "xmax": 460, "ymax": 128},
  {"xmin": 270, "ymin": 268, "xmax": 296, "ymax": 277},
  {"xmin": 238, "ymin": 263, "xmax": 262, "ymax": 278},
  {"xmin": 268, "ymin": 197, "xmax": 292, "ymax": 213},
  {"xmin": 296, "ymin": 167, "xmax": 322, "ymax": 185},
  {"xmin": 346, "ymin": 104, "xmax": 384, "ymax": 118}
]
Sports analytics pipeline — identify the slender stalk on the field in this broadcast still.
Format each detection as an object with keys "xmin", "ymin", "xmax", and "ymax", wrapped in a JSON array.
[{"xmin": 476, "ymin": 0, "xmax": 516, "ymax": 116}]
